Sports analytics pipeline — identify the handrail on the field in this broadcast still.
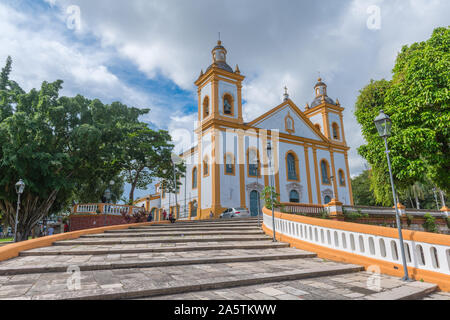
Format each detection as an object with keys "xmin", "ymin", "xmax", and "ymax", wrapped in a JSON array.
[{"xmin": 72, "ymin": 203, "xmax": 144, "ymax": 216}]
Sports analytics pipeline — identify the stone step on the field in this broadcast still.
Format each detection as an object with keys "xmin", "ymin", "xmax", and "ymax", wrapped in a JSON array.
[
  {"xmin": 81, "ymin": 230, "xmax": 264, "ymax": 238},
  {"xmin": 105, "ymin": 226, "xmax": 260, "ymax": 233},
  {"xmin": 27, "ymin": 264, "xmax": 364, "ymax": 300},
  {"xmin": 52, "ymin": 235, "xmax": 271, "ymax": 246},
  {"xmin": 132, "ymin": 220, "xmax": 261, "ymax": 229},
  {"xmin": 19, "ymin": 242, "xmax": 291, "ymax": 256},
  {"xmin": 365, "ymin": 281, "xmax": 438, "ymax": 300},
  {"xmin": 141, "ymin": 271, "xmax": 439, "ymax": 301},
  {"xmin": 0, "ymin": 252, "xmax": 317, "ymax": 276}
]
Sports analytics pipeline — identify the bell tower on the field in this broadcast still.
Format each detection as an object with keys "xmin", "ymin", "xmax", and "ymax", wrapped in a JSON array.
[
  {"xmin": 304, "ymin": 78, "xmax": 346, "ymax": 145},
  {"xmin": 194, "ymin": 40, "xmax": 245, "ymax": 128}
]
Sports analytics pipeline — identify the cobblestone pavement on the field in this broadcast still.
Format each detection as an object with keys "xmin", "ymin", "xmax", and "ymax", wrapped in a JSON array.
[
  {"xmin": 142, "ymin": 270, "xmax": 444, "ymax": 300},
  {"xmin": 0, "ymin": 218, "xmax": 445, "ymax": 300}
]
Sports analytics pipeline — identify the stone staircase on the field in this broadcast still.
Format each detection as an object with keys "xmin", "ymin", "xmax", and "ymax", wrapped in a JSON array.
[{"xmin": 0, "ymin": 218, "xmax": 442, "ymax": 300}]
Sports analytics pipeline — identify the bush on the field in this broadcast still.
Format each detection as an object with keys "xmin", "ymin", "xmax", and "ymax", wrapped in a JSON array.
[
  {"xmin": 422, "ymin": 213, "xmax": 438, "ymax": 233},
  {"xmin": 446, "ymin": 216, "xmax": 450, "ymax": 229},
  {"xmin": 121, "ymin": 209, "xmax": 147, "ymax": 224},
  {"xmin": 320, "ymin": 210, "xmax": 330, "ymax": 220}
]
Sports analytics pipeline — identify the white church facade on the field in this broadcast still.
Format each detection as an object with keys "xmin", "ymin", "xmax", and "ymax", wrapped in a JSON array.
[{"xmin": 135, "ymin": 40, "xmax": 354, "ymax": 220}]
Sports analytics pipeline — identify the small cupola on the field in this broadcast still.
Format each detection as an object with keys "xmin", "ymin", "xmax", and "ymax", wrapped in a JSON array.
[
  {"xmin": 314, "ymin": 77, "xmax": 327, "ymax": 97},
  {"xmin": 212, "ymin": 40, "xmax": 227, "ymax": 63}
]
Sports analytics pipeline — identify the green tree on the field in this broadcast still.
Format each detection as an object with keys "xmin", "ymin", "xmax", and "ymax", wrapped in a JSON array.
[
  {"xmin": 351, "ymin": 170, "xmax": 378, "ymax": 206},
  {"xmin": 121, "ymin": 127, "xmax": 175, "ymax": 203},
  {"xmin": 355, "ymin": 27, "xmax": 450, "ymax": 204},
  {"xmin": 261, "ymin": 186, "xmax": 281, "ymax": 210},
  {"xmin": 0, "ymin": 58, "xmax": 149, "ymax": 241}
]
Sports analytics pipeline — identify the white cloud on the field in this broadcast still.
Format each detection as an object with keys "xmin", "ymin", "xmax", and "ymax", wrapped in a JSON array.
[{"xmin": 2, "ymin": 0, "xmax": 449, "ymax": 184}]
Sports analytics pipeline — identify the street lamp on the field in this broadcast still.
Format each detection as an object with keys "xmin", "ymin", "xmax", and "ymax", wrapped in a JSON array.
[
  {"xmin": 14, "ymin": 179, "xmax": 25, "ymax": 242},
  {"xmin": 171, "ymin": 153, "xmax": 183, "ymax": 220},
  {"xmin": 266, "ymin": 141, "xmax": 276, "ymax": 242},
  {"xmin": 374, "ymin": 110, "xmax": 409, "ymax": 281}
]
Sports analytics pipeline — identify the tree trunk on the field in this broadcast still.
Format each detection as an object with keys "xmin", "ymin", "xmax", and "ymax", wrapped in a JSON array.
[
  {"xmin": 0, "ymin": 190, "xmax": 58, "ymax": 243},
  {"xmin": 409, "ymin": 196, "xmax": 414, "ymax": 208},
  {"xmin": 129, "ymin": 167, "xmax": 144, "ymax": 204}
]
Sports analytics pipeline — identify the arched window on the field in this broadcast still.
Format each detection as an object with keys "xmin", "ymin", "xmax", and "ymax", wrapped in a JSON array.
[
  {"xmin": 289, "ymin": 190, "xmax": 300, "ymax": 203},
  {"xmin": 338, "ymin": 169, "xmax": 346, "ymax": 186},
  {"xmin": 314, "ymin": 124, "xmax": 321, "ymax": 132},
  {"xmin": 332, "ymin": 122, "xmax": 340, "ymax": 140},
  {"xmin": 224, "ymin": 153, "xmax": 235, "ymax": 175},
  {"xmin": 223, "ymin": 93, "xmax": 234, "ymax": 116},
  {"xmin": 247, "ymin": 148, "xmax": 260, "ymax": 177},
  {"xmin": 324, "ymin": 195, "xmax": 331, "ymax": 204},
  {"xmin": 203, "ymin": 156, "xmax": 209, "ymax": 177},
  {"xmin": 286, "ymin": 152, "xmax": 299, "ymax": 181},
  {"xmin": 320, "ymin": 160, "xmax": 330, "ymax": 184},
  {"xmin": 192, "ymin": 167, "xmax": 198, "ymax": 189},
  {"xmin": 203, "ymin": 96, "xmax": 209, "ymax": 118}
]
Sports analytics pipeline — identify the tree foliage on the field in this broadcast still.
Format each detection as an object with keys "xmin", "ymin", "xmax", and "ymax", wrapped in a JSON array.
[
  {"xmin": 350, "ymin": 170, "xmax": 378, "ymax": 206},
  {"xmin": 121, "ymin": 127, "xmax": 177, "ymax": 203},
  {"xmin": 0, "ymin": 56, "xmax": 174, "ymax": 240},
  {"xmin": 355, "ymin": 27, "xmax": 450, "ymax": 205}
]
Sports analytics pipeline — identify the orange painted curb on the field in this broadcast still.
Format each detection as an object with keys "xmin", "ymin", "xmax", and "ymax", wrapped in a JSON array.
[{"xmin": 0, "ymin": 220, "xmax": 170, "ymax": 262}]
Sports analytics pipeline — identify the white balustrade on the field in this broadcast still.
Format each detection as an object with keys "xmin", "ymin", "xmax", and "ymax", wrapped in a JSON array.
[{"xmin": 263, "ymin": 213, "xmax": 450, "ymax": 276}]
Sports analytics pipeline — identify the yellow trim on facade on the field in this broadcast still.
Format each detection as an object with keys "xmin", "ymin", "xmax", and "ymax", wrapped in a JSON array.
[
  {"xmin": 303, "ymin": 146, "xmax": 313, "ymax": 204},
  {"xmin": 211, "ymin": 129, "xmax": 221, "ymax": 216},
  {"xmin": 312, "ymin": 147, "xmax": 321, "ymax": 204},
  {"xmin": 238, "ymin": 129, "xmax": 246, "ymax": 208}
]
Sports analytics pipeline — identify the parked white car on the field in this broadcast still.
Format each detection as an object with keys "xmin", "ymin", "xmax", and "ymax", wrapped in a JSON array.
[{"xmin": 219, "ymin": 208, "xmax": 250, "ymax": 219}]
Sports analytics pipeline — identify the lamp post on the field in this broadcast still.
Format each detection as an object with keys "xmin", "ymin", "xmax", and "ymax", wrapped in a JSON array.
[
  {"xmin": 14, "ymin": 179, "xmax": 25, "ymax": 242},
  {"xmin": 374, "ymin": 110, "xmax": 409, "ymax": 281},
  {"xmin": 267, "ymin": 141, "xmax": 276, "ymax": 242},
  {"xmin": 171, "ymin": 153, "xmax": 183, "ymax": 220}
]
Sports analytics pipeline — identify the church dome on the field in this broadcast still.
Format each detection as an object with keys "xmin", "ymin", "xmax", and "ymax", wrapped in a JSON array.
[
  {"xmin": 311, "ymin": 96, "xmax": 336, "ymax": 108},
  {"xmin": 206, "ymin": 40, "xmax": 234, "ymax": 73},
  {"xmin": 206, "ymin": 61, "xmax": 234, "ymax": 73}
]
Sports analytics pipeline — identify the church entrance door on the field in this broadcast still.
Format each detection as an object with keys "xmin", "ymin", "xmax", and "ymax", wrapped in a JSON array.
[{"xmin": 250, "ymin": 190, "xmax": 260, "ymax": 217}]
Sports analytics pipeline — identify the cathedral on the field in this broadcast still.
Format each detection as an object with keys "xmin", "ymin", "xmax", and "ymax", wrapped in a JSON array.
[{"xmin": 135, "ymin": 40, "xmax": 354, "ymax": 220}]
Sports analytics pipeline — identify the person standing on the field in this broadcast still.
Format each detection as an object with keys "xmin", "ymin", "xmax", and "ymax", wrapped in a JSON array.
[{"xmin": 48, "ymin": 226, "xmax": 54, "ymax": 236}]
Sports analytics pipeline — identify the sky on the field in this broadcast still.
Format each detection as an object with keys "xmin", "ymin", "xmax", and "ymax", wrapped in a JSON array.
[{"xmin": 0, "ymin": 0, "xmax": 448, "ymax": 201}]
